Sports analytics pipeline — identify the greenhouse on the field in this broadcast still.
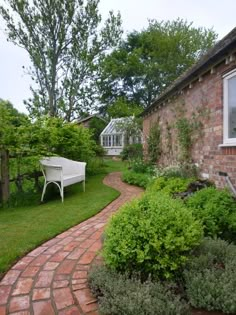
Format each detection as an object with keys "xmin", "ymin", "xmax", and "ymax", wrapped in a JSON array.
[{"xmin": 100, "ymin": 117, "xmax": 142, "ymax": 156}]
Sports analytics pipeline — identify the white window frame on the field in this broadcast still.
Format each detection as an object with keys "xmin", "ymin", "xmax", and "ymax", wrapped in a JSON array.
[{"xmin": 223, "ymin": 69, "xmax": 236, "ymax": 145}]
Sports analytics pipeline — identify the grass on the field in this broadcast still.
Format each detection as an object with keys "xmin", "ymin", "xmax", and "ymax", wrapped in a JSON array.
[{"xmin": 0, "ymin": 159, "xmax": 127, "ymax": 278}]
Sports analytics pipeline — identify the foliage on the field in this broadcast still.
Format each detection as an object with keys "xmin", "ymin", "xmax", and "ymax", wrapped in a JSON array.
[
  {"xmin": 99, "ymin": 19, "xmax": 217, "ymax": 109},
  {"xmin": 154, "ymin": 163, "xmax": 198, "ymax": 179},
  {"xmin": 116, "ymin": 116, "xmax": 142, "ymax": 147},
  {"xmin": 184, "ymin": 238, "xmax": 236, "ymax": 314},
  {"xmin": 186, "ymin": 187, "xmax": 236, "ymax": 238},
  {"xmin": 176, "ymin": 118, "xmax": 193, "ymax": 162},
  {"xmin": 147, "ymin": 176, "xmax": 194, "ymax": 196},
  {"xmin": 103, "ymin": 97, "xmax": 143, "ymax": 118},
  {"xmin": 147, "ymin": 121, "xmax": 161, "ymax": 163},
  {"xmin": 89, "ymin": 265, "xmax": 190, "ymax": 315},
  {"xmin": 88, "ymin": 117, "xmax": 107, "ymax": 144},
  {"xmin": 120, "ymin": 144, "xmax": 143, "ymax": 161},
  {"xmin": 0, "ymin": 0, "xmax": 122, "ymax": 120},
  {"xmin": 129, "ymin": 159, "xmax": 155, "ymax": 175},
  {"xmin": 122, "ymin": 170, "xmax": 150, "ymax": 188},
  {"xmin": 103, "ymin": 192, "xmax": 203, "ymax": 279}
]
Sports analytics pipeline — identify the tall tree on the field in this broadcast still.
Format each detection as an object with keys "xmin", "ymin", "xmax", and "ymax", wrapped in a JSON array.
[
  {"xmin": 0, "ymin": 0, "xmax": 122, "ymax": 121},
  {"xmin": 99, "ymin": 19, "xmax": 217, "ymax": 109}
]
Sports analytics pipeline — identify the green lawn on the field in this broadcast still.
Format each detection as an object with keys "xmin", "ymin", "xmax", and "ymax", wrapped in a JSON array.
[{"xmin": 0, "ymin": 159, "xmax": 126, "ymax": 278}]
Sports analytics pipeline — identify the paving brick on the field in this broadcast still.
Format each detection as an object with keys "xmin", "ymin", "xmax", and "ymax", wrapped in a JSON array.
[
  {"xmin": 33, "ymin": 300, "xmax": 54, "ymax": 315},
  {"xmin": 12, "ymin": 278, "xmax": 33, "ymax": 296},
  {"xmin": 27, "ymin": 246, "xmax": 47, "ymax": 257},
  {"xmin": 32, "ymin": 288, "xmax": 50, "ymax": 301},
  {"xmin": 88, "ymin": 240, "xmax": 102, "ymax": 252},
  {"xmin": 53, "ymin": 280, "xmax": 69, "ymax": 289},
  {"xmin": 1, "ymin": 270, "xmax": 21, "ymax": 285},
  {"xmin": 50, "ymin": 251, "xmax": 69, "ymax": 262},
  {"xmin": 79, "ymin": 239, "xmax": 96, "ymax": 249},
  {"xmin": 0, "ymin": 286, "xmax": 11, "ymax": 305},
  {"xmin": 67, "ymin": 248, "xmax": 86, "ymax": 260},
  {"xmin": 78, "ymin": 252, "xmax": 97, "ymax": 265},
  {"xmin": 58, "ymin": 237, "xmax": 75, "ymax": 246},
  {"xmin": 21, "ymin": 266, "xmax": 40, "ymax": 278},
  {"xmin": 58, "ymin": 306, "xmax": 81, "ymax": 315},
  {"xmin": 43, "ymin": 262, "xmax": 59, "ymax": 270},
  {"xmin": 9, "ymin": 296, "xmax": 29, "ymax": 313},
  {"xmin": 63, "ymin": 241, "xmax": 80, "ymax": 251},
  {"xmin": 44, "ymin": 245, "xmax": 62, "ymax": 255},
  {"xmin": 12, "ymin": 257, "xmax": 34, "ymax": 271},
  {"xmin": 29, "ymin": 255, "xmax": 51, "ymax": 267},
  {"xmin": 9, "ymin": 311, "xmax": 30, "ymax": 315},
  {"xmin": 53, "ymin": 288, "xmax": 74, "ymax": 310},
  {"xmin": 73, "ymin": 289, "xmax": 97, "ymax": 313},
  {"xmin": 35, "ymin": 271, "xmax": 54, "ymax": 288},
  {"xmin": 72, "ymin": 271, "xmax": 87, "ymax": 279},
  {"xmin": 56, "ymin": 260, "xmax": 76, "ymax": 274}
]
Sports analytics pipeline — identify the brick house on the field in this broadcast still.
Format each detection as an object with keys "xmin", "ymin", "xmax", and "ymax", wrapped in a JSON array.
[{"xmin": 142, "ymin": 27, "xmax": 236, "ymax": 188}]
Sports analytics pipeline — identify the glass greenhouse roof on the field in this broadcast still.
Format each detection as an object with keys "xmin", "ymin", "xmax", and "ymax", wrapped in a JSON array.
[{"xmin": 101, "ymin": 117, "xmax": 132, "ymax": 135}]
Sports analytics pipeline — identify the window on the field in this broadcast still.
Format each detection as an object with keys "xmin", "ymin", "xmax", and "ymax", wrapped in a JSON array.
[
  {"xmin": 102, "ymin": 135, "xmax": 112, "ymax": 147},
  {"xmin": 223, "ymin": 69, "xmax": 236, "ymax": 144}
]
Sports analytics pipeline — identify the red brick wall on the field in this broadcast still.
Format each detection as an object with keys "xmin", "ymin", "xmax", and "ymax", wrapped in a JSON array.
[{"xmin": 143, "ymin": 61, "xmax": 236, "ymax": 188}]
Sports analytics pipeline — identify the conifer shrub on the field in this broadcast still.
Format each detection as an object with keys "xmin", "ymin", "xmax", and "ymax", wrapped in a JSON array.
[{"xmin": 103, "ymin": 192, "xmax": 203, "ymax": 279}]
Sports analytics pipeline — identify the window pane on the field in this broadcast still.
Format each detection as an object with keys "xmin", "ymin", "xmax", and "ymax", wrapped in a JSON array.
[{"xmin": 228, "ymin": 76, "xmax": 236, "ymax": 138}]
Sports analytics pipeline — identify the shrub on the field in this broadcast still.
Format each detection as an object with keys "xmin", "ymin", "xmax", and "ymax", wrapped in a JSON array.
[
  {"xmin": 89, "ymin": 265, "xmax": 190, "ymax": 315},
  {"xmin": 120, "ymin": 144, "xmax": 143, "ymax": 161},
  {"xmin": 186, "ymin": 187, "xmax": 236, "ymax": 238},
  {"xmin": 130, "ymin": 159, "xmax": 155, "ymax": 175},
  {"xmin": 147, "ymin": 176, "xmax": 194, "ymax": 196},
  {"xmin": 103, "ymin": 192, "xmax": 203, "ymax": 279},
  {"xmin": 184, "ymin": 238, "xmax": 236, "ymax": 314},
  {"xmin": 122, "ymin": 170, "xmax": 150, "ymax": 188}
]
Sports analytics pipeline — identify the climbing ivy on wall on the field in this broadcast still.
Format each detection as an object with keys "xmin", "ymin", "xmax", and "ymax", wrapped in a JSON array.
[{"xmin": 147, "ymin": 120, "xmax": 161, "ymax": 163}]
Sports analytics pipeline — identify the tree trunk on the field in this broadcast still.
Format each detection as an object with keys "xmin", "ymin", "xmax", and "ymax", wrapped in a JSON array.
[{"xmin": 0, "ymin": 150, "xmax": 10, "ymax": 203}]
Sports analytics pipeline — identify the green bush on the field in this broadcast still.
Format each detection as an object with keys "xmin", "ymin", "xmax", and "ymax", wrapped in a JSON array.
[
  {"xmin": 120, "ymin": 144, "xmax": 143, "ymax": 161},
  {"xmin": 147, "ymin": 176, "xmax": 194, "ymax": 196},
  {"xmin": 89, "ymin": 265, "xmax": 190, "ymax": 315},
  {"xmin": 186, "ymin": 187, "xmax": 236, "ymax": 238},
  {"xmin": 184, "ymin": 238, "xmax": 236, "ymax": 314},
  {"xmin": 122, "ymin": 170, "xmax": 150, "ymax": 188},
  {"xmin": 103, "ymin": 192, "xmax": 203, "ymax": 279}
]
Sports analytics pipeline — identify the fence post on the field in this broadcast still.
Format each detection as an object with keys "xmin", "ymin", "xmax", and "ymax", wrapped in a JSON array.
[{"xmin": 0, "ymin": 149, "xmax": 10, "ymax": 203}]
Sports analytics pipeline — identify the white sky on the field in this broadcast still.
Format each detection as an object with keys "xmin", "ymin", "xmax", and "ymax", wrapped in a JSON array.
[{"xmin": 0, "ymin": 0, "xmax": 236, "ymax": 113}]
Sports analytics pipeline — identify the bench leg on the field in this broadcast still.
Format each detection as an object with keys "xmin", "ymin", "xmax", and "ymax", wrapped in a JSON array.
[
  {"xmin": 41, "ymin": 181, "xmax": 47, "ymax": 202},
  {"xmin": 83, "ymin": 180, "xmax": 85, "ymax": 192}
]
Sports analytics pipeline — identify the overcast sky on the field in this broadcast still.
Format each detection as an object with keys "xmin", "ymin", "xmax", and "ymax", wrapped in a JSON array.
[{"xmin": 1, "ymin": 0, "xmax": 236, "ymax": 113}]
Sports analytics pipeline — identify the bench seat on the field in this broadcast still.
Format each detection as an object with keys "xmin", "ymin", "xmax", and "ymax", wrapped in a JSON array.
[{"xmin": 40, "ymin": 157, "xmax": 86, "ymax": 202}]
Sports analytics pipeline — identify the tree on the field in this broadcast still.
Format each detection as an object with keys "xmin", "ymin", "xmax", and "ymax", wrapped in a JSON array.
[
  {"xmin": 99, "ymin": 19, "xmax": 217, "ymax": 109},
  {"xmin": 0, "ymin": 0, "xmax": 122, "ymax": 121}
]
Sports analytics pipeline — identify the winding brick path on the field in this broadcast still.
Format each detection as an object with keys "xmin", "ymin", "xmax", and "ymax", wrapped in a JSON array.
[{"xmin": 0, "ymin": 172, "xmax": 143, "ymax": 315}]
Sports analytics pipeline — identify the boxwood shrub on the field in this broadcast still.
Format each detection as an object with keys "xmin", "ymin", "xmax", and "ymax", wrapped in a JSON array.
[
  {"xmin": 122, "ymin": 170, "xmax": 150, "ymax": 188},
  {"xmin": 147, "ymin": 176, "xmax": 194, "ymax": 196},
  {"xmin": 103, "ymin": 192, "xmax": 203, "ymax": 279},
  {"xmin": 89, "ymin": 265, "xmax": 190, "ymax": 315},
  {"xmin": 186, "ymin": 187, "xmax": 236, "ymax": 238},
  {"xmin": 184, "ymin": 238, "xmax": 236, "ymax": 314}
]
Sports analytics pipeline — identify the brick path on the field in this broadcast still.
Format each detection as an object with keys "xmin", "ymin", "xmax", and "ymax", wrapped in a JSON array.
[{"xmin": 0, "ymin": 172, "xmax": 143, "ymax": 315}]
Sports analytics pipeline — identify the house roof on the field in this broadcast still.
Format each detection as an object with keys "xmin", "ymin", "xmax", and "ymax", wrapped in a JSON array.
[
  {"xmin": 77, "ymin": 114, "xmax": 107, "ymax": 124},
  {"xmin": 142, "ymin": 27, "xmax": 236, "ymax": 116},
  {"xmin": 101, "ymin": 117, "xmax": 133, "ymax": 135}
]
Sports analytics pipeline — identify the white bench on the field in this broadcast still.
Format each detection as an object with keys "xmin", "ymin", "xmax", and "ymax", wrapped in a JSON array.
[{"xmin": 40, "ymin": 157, "xmax": 86, "ymax": 202}]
